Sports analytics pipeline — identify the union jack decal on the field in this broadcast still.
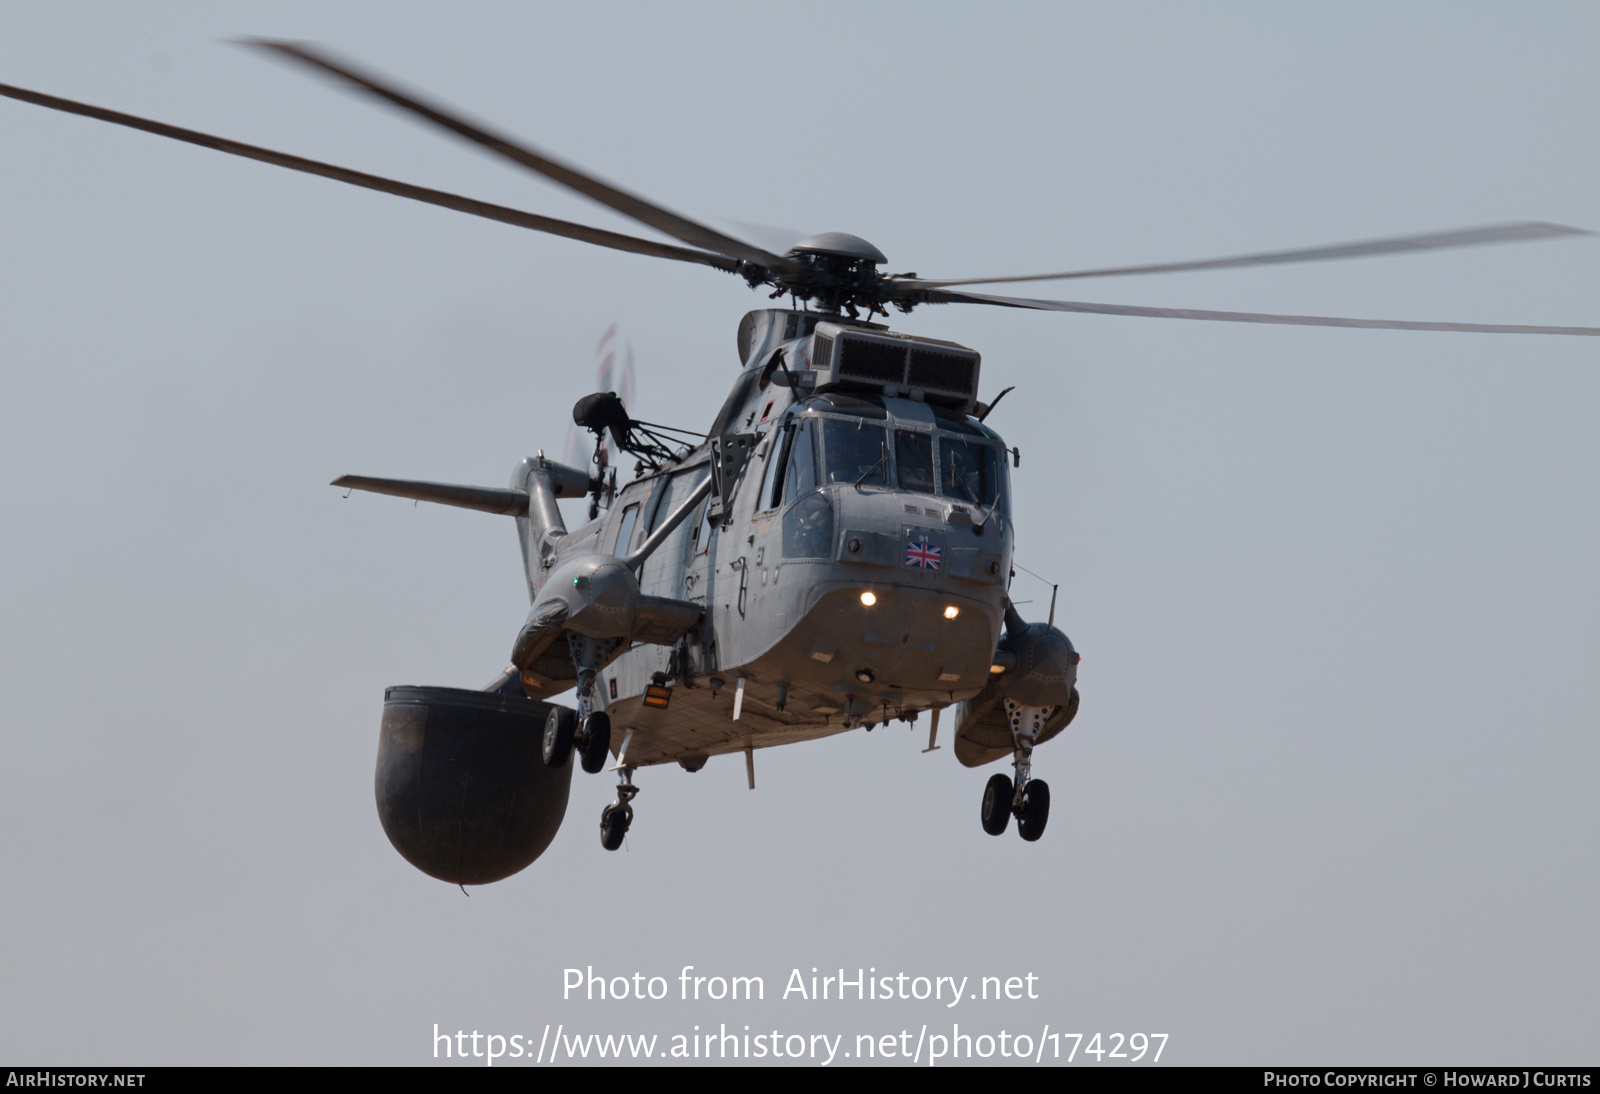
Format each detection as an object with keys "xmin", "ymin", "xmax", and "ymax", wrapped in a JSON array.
[{"xmin": 905, "ymin": 538, "xmax": 941, "ymax": 570}]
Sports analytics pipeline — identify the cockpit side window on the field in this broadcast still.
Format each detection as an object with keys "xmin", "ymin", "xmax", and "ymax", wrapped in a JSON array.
[
  {"xmin": 939, "ymin": 436, "xmax": 1005, "ymax": 511},
  {"xmin": 759, "ymin": 421, "xmax": 793, "ymax": 513},
  {"xmin": 783, "ymin": 491, "xmax": 833, "ymax": 559},
  {"xmin": 783, "ymin": 418, "xmax": 819, "ymax": 505}
]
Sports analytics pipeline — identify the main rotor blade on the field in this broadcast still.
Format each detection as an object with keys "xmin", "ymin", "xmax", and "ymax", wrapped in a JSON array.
[
  {"xmin": 0, "ymin": 80, "xmax": 737, "ymax": 272},
  {"xmin": 244, "ymin": 39, "xmax": 799, "ymax": 275},
  {"xmin": 928, "ymin": 288, "xmax": 1600, "ymax": 336},
  {"xmin": 893, "ymin": 222, "xmax": 1594, "ymax": 291}
]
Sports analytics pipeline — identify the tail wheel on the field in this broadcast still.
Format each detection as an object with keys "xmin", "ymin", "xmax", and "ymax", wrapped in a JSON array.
[
  {"xmin": 1017, "ymin": 780, "xmax": 1051, "ymax": 842},
  {"xmin": 579, "ymin": 711, "xmax": 612, "ymax": 774},
  {"xmin": 542, "ymin": 706, "xmax": 577, "ymax": 767},
  {"xmin": 981, "ymin": 773, "xmax": 1013, "ymax": 836}
]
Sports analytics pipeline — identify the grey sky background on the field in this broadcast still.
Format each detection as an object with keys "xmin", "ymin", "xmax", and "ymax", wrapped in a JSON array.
[{"xmin": 1, "ymin": 2, "xmax": 1596, "ymax": 1066}]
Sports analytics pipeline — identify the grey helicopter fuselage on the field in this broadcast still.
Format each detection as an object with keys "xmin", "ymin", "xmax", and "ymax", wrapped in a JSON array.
[
  {"xmin": 512, "ymin": 307, "xmax": 1024, "ymax": 767},
  {"xmin": 503, "ymin": 307, "xmax": 1063, "ymax": 771}
]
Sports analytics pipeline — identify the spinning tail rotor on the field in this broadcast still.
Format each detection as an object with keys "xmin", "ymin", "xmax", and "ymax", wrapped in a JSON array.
[{"xmin": 564, "ymin": 324, "xmax": 637, "ymax": 517}]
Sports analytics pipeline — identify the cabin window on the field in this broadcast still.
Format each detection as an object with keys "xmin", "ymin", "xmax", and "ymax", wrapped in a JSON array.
[
  {"xmin": 691, "ymin": 500, "xmax": 714, "ymax": 556},
  {"xmin": 612, "ymin": 504, "xmax": 640, "ymax": 556},
  {"xmin": 821, "ymin": 419, "xmax": 888, "ymax": 488},
  {"xmin": 894, "ymin": 429, "xmax": 935, "ymax": 494},
  {"xmin": 638, "ymin": 470, "xmax": 706, "ymax": 596}
]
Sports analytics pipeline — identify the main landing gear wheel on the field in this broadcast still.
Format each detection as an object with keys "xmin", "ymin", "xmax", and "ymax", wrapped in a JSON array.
[
  {"xmin": 578, "ymin": 711, "xmax": 612, "ymax": 774},
  {"xmin": 542, "ymin": 706, "xmax": 577, "ymax": 767},
  {"xmin": 981, "ymin": 773, "xmax": 1013, "ymax": 836},
  {"xmin": 599, "ymin": 802, "xmax": 632, "ymax": 851},
  {"xmin": 1017, "ymin": 779, "xmax": 1050, "ymax": 842}
]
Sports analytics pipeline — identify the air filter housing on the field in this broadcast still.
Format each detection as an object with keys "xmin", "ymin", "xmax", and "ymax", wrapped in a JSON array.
[{"xmin": 809, "ymin": 321, "xmax": 982, "ymax": 411}]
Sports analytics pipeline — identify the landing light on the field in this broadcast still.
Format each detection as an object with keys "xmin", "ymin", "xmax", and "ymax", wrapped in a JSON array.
[
  {"xmin": 859, "ymin": 591, "xmax": 877, "ymax": 607},
  {"xmin": 989, "ymin": 663, "xmax": 1006, "ymax": 674},
  {"xmin": 943, "ymin": 605, "xmax": 960, "ymax": 620}
]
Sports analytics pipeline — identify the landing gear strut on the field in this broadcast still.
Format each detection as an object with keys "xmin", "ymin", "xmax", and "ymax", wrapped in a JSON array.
[
  {"xmin": 978, "ymin": 701, "xmax": 1054, "ymax": 841},
  {"xmin": 600, "ymin": 767, "xmax": 638, "ymax": 851}
]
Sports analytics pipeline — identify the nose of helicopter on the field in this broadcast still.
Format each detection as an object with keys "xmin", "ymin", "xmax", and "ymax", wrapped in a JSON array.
[
  {"xmin": 778, "ymin": 482, "xmax": 1012, "ymax": 702},
  {"xmin": 793, "ymin": 581, "xmax": 1003, "ymax": 698}
]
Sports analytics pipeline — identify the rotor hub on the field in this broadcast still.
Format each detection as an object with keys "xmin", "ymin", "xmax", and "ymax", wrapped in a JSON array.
[
  {"xmin": 779, "ymin": 233, "xmax": 893, "ymax": 316},
  {"xmin": 787, "ymin": 232, "xmax": 887, "ymax": 265}
]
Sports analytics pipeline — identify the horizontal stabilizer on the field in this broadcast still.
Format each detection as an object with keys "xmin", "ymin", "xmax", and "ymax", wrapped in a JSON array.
[{"xmin": 332, "ymin": 475, "xmax": 528, "ymax": 515}]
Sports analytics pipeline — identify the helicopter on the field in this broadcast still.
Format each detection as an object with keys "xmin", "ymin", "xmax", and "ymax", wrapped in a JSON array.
[{"xmin": 4, "ymin": 41, "xmax": 1595, "ymax": 884}]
